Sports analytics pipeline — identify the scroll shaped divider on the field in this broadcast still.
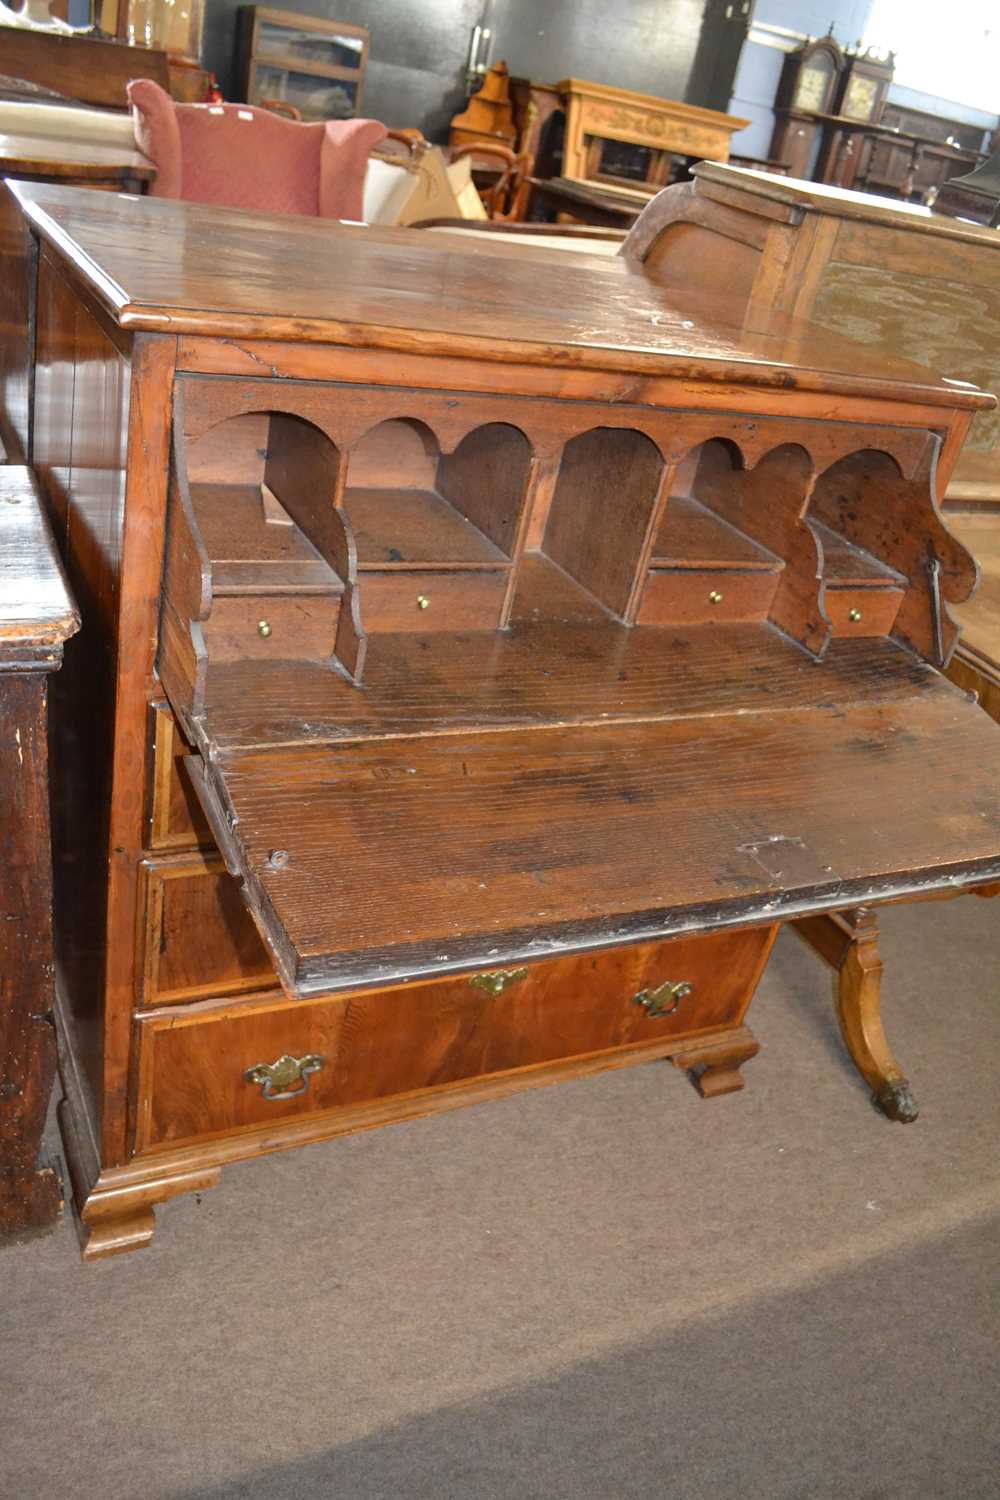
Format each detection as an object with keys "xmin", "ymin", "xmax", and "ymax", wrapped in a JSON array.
[
  {"xmin": 807, "ymin": 436, "xmax": 978, "ymax": 668},
  {"xmin": 263, "ymin": 412, "xmax": 367, "ymax": 685},
  {"xmin": 688, "ymin": 440, "xmax": 829, "ymax": 656},
  {"xmin": 158, "ymin": 419, "xmax": 214, "ymax": 722}
]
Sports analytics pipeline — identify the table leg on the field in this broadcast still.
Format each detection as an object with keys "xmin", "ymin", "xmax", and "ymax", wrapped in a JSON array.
[{"xmin": 792, "ymin": 907, "xmax": 918, "ymax": 1122}]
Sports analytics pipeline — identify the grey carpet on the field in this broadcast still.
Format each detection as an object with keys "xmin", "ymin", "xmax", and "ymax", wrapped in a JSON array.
[{"xmin": 2, "ymin": 898, "xmax": 998, "ymax": 1499}]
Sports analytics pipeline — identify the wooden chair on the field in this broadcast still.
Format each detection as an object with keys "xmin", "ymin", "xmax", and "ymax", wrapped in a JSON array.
[{"xmin": 450, "ymin": 141, "xmax": 534, "ymax": 221}]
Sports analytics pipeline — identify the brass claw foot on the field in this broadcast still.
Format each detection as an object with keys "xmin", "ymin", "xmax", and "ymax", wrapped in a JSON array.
[{"xmin": 873, "ymin": 1078, "xmax": 919, "ymax": 1123}]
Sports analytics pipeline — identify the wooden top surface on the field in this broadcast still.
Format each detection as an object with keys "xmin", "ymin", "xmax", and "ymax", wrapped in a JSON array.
[
  {"xmin": 199, "ymin": 629, "xmax": 1000, "ymax": 994},
  {"xmin": 0, "ymin": 132, "xmax": 155, "ymax": 180},
  {"xmin": 694, "ymin": 161, "xmax": 1000, "ymax": 248},
  {"xmin": 555, "ymin": 79, "xmax": 749, "ymax": 131},
  {"xmin": 7, "ymin": 180, "xmax": 992, "ymax": 410},
  {"xmin": 0, "ymin": 469, "xmax": 79, "ymax": 653}
]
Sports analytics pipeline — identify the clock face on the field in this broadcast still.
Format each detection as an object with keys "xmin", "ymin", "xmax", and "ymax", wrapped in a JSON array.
[
  {"xmin": 843, "ymin": 74, "xmax": 879, "ymax": 120},
  {"xmin": 794, "ymin": 64, "xmax": 831, "ymax": 112}
]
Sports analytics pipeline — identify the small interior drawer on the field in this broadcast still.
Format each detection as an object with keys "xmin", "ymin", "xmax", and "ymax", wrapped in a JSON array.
[
  {"xmin": 361, "ymin": 570, "xmax": 509, "ymax": 632},
  {"xmin": 133, "ymin": 925, "xmax": 776, "ymax": 1150},
  {"xmin": 825, "ymin": 585, "xmax": 904, "ymax": 637},
  {"xmin": 203, "ymin": 593, "xmax": 341, "ymax": 662},
  {"xmin": 137, "ymin": 854, "xmax": 275, "ymax": 1008},
  {"xmin": 146, "ymin": 702, "xmax": 213, "ymax": 852},
  {"xmin": 638, "ymin": 568, "xmax": 780, "ymax": 625}
]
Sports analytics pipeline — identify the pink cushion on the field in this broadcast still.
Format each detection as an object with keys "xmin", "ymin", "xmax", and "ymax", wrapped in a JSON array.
[{"xmin": 127, "ymin": 79, "xmax": 386, "ymax": 220}]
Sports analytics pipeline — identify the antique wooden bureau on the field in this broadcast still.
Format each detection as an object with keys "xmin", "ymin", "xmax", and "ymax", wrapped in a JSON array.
[{"xmin": 3, "ymin": 180, "xmax": 1000, "ymax": 1260}]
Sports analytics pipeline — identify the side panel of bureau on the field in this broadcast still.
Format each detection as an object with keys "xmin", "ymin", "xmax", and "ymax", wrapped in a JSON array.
[{"xmin": 133, "ymin": 925, "xmax": 776, "ymax": 1152}]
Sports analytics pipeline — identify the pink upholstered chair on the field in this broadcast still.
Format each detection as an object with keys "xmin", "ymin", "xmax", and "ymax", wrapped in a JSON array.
[{"xmin": 127, "ymin": 79, "xmax": 387, "ymax": 221}]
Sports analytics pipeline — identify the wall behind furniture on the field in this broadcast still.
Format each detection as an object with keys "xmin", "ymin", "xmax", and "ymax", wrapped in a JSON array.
[{"xmin": 202, "ymin": 0, "xmax": 735, "ymax": 138}]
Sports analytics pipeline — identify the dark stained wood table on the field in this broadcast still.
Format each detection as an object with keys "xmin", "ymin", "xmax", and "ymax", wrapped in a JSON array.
[
  {"xmin": 0, "ymin": 132, "xmax": 154, "ymax": 194},
  {"xmin": 527, "ymin": 175, "xmax": 647, "ymax": 228},
  {"xmin": 0, "ymin": 467, "xmax": 79, "ymax": 1243}
]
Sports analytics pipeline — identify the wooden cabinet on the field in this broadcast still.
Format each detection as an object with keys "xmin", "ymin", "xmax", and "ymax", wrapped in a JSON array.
[
  {"xmin": 237, "ymin": 6, "xmax": 368, "ymax": 120},
  {"xmin": 6, "ymin": 180, "xmax": 1000, "ymax": 1259}
]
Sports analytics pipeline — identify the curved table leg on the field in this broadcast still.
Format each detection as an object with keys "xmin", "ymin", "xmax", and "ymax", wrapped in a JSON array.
[{"xmin": 792, "ymin": 907, "xmax": 918, "ymax": 1123}]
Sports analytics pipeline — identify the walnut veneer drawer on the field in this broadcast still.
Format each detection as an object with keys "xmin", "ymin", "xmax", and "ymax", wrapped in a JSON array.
[
  {"xmin": 203, "ymin": 593, "xmax": 341, "ymax": 662},
  {"xmin": 137, "ymin": 854, "xmax": 275, "ymax": 1007},
  {"xmin": 361, "ymin": 570, "xmax": 509, "ymax": 632},
  {"xmin": 825, "ymin": 585, "xmax": 904, "ymax": 637},
  {"xmin": 134, "ymin": 925, "xmax": 776, "ymax": 1151},
  {"xmin": 638, "ymin": 568, "xmax": 780, "ymax": 625},
  {"xmin": 147, "ymin": 702, "xmax": 213, "ymax": 851}
]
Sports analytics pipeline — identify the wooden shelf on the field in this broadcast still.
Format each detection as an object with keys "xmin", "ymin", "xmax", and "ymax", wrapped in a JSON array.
[
  {"xmin": 251, "ymin": 53, "xmax": 362, "ymax": 85},
  {"xmin": 190, "ymin": 484, "xmax": 342, "ymax": 596},
  {"xmin": 343, "ymin": 486, "xmax": 512, "ymax": 571},
  {"xmin": 813, "ymin": 521, "xmax": 907, "ymax": 588},
  {"xmin": 651, "ymin": 495, "xmax": 783, "ymax": 571}
]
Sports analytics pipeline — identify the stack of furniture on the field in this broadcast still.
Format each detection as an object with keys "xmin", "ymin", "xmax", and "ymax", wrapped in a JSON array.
[{"xmin": 4, "ymin": 179, "xmax": 1000, "ymax": 1257}]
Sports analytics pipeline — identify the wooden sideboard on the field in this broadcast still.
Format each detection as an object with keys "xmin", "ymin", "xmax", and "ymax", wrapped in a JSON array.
[
  {"xmin": 0, "ymin": 467, "xmax": 79, "ymax": 1242},
  {"xmin": 624, "ymin": 162, "xmax": 1000, "ymax": 505},
  {"xmin": 557, "ymin": 79, "xmax": 748, "ymax": 190},
  {"xmin": 4, "ymin": 181, "xmax": 1000, "ymax": 1258}
]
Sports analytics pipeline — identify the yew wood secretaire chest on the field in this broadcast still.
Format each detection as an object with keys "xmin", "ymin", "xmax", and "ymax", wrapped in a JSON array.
[{"xmin": 3, "ymin": 180, "xmax": 1000, "ymax": 1260}]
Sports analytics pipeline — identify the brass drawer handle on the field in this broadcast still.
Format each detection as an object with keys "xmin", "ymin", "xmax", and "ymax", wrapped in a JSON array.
[
  {"xmin": 244, "ymin": 1053, "xmax": 324, "ymax": 1101},
  {"xmin": 634, "ymin": 980, "xmax": 692, "ymax": 1018},
  {"xmin": 469, "ymin": 967, "xmax": 528, "ymax": 996}
]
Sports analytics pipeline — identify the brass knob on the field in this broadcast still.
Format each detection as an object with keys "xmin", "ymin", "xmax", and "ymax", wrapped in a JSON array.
[
  {"xmin": 257, "ymin": 619, "xmax": 272, "ymax": 638},
  {"xmin": 708, "ymin": 590, "xmax": 723, "ymax": 604},
  {"xmin": 847, "ymin": 608, "xmax": 863, "ymax": 623},
  {"xmin": 416, "ymin": 595, "xmax": 430, "ymax": 610}
]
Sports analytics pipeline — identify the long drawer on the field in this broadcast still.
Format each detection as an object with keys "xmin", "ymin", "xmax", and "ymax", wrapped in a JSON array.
[{"xmin": 133, "ymin": 924, "xmax": 776, "ymax": 1151}]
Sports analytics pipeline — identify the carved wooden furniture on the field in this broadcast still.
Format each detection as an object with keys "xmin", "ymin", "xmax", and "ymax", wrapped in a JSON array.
[
  {"xmin": 623, "ymin": 162, "xmax": 1000, "ymax": 506},
  {"xmin": 5, "ymin": 180, "xmax": 1000, "ymax": 1260},
  {"xmin": 869, "ymin": 104, "xmax": 986, "ymax": 203},
  {"xmin": 237, "ymin": 7, "xmax": 368, "ymax": 122},
  {"xmin": 0, "ymin": 467, "xmax": 79, "ymax": 1242},
  {"xmin": 557, "ymin": 79, "xmax": 747, "ymax": 191},
  {"xmin": 449, "ymin": 61, "xmax": 517, "ymax": 152},
  {"xmin": 769, "ymin": 34, "xmax": 845, "ymax": 180}
]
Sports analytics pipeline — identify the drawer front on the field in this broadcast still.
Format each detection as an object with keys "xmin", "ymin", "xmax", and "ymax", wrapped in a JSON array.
[
  {"xmin": 137, "ymin": 855, "xmax": 275, "ymax": 1007},
  {"xmin": 361, "ymin": 570, "xmax": 508, "ymax": 632},
  {"xmin": 135, "ymin": 925, "xmax": 775, "ymax": 1150},
  {"xmin": 204, "ymin": 593, "xmax": 341, "ymax": 662},
  {"xmin": 638, "ymin": 568, "xmax": 779, "ymax": 625},
  {"xmin": 825, "ymin": 586, "xmax": 904, "ymax": 638}
]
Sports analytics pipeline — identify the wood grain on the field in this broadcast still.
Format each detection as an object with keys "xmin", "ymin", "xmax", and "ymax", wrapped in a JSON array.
[
  {"xmin": 7, "ymin": 181, "xmax": 994, "ymax": 411},
  {"xmin": 193, "ymin": 676, "xmax": 1000, "ymax": 995}
]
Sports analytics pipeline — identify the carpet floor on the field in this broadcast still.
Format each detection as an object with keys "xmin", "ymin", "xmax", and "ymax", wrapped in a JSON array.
[{"xmin": 2, "ymin": 898, "xmax": 998, "ymax": 1499}]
